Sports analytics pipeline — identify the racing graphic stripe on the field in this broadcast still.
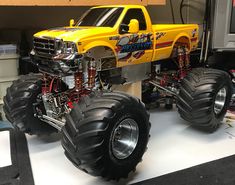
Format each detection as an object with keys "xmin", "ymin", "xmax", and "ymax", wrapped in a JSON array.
[
  {"xmin": 156, "ymin": 41, "xmax": 173, "ymax": 49},
  {"xmin": 47, "ymin": 27, "xmax": 84, "ymax": 32}
]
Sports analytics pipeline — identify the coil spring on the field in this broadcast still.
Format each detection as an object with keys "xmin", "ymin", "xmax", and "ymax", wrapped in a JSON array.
[
  {"xmin": 184, "ymin": 47, "xmax": 190, "ymax": 68},
  {"xmin": 74, "ymin": 72, "xmax": 83, "ymax": 92},
  {"xmin": 87, "ymin": 60, "xmax": 96, "ymax": 89},
  {"xmin": 42, "ymin": 74, "xmax": 51, "ymax": 94}
]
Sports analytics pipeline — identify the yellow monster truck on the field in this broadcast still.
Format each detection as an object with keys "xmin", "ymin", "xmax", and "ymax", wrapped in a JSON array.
[{"xmin": 3, "ymin": 5, "xmax": 232, "ymax": 180}]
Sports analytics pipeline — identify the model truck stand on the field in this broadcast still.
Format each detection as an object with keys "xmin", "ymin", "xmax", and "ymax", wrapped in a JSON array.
[{"xmin": 3, "ymin": 5, "xmax": 232, "ymax": 180}]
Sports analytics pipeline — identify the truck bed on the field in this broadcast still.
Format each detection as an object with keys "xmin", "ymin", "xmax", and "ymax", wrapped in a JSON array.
[
  {"xmin": 153, "ymin": 24, "xmax": 197, "ymax": 32},
  {"xmin": 151, "ymin": 24, "xmax": 199, "ymax": 61}
]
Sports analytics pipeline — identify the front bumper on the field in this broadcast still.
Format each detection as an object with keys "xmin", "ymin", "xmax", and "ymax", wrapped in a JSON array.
[{"xmin": 30, "ymin": 49, "xmax": 83, "ymax": 75}]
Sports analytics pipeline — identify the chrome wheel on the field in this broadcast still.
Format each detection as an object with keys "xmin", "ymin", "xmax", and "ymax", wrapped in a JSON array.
[
  {"xmin": 111, "ymin": 118, "xmax": 139, "ymax": 159},
  {"xmin": 214, "ymin": 87, "xmax": 227, "ymax": 115}
]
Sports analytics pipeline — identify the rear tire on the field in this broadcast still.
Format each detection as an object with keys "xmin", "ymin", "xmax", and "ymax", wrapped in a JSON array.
[
  {"xmin": 3, "ymin": 73, "xmax": 56, "ymax": 135},
  {"xmin": 62, "ymin": 91, "xmax": 150, "ymax": 180},
  {"xmin": 177, "ymin": 68, "xmax": 232, "ymax": 132}
]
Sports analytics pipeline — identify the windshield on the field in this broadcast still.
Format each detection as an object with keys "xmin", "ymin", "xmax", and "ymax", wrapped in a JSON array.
[{"xmin": 77, "ymin": 7, "xmax": 124, "ymax": 27}]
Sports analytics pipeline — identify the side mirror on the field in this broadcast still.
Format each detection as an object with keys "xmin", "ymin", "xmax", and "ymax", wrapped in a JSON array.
[
  {"xmin": 128, "ymin": 19, "xmax": 139, "ymax": 34},
  {"xmin": 70, "ymin": 19, "xmax": 75, "ymax": 27}
]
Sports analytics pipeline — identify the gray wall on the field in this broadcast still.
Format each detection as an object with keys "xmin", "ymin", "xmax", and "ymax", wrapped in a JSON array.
[
  {"xmin": 148, "ymin": 0, "xmax": 206, "ymax": 39},
  {"xmin": 148, "ymin": 0, "xmax": 205, "ymax": 24}
]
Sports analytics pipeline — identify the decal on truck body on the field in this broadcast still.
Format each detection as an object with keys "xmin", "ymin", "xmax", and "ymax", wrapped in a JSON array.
[
  {"xmin": 156, "ymin": 41, "xmax": 173, "ymax": 49},
  {"xmin": 156, "ymin": 32, "xmax": 166, "ymax": 40},
  {"xmin": 116, "ymin": 33, "xmax": 153, "ymax": 61}
]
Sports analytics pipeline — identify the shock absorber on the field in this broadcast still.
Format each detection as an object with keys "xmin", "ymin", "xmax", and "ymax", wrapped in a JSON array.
[
  {"xmin": 41, "ymin": 74, "xmax": 53, "ymax": 117},
  {"xmin": 184, "ymin": 47, "xmax": 190, "ymax": 69},
  {"xmin": 67, "ymin": 62, "xmax": 83, "ymax": 103},
  {"xmin": 42, "ymin": 74, "xmax": 50, "ymax": 94},
  {"xmin": 87, "ymin": 59, "xmax": 96, "ymax": 90},
  {"xmin": 74, "ymin": 62, "xmax": 83, "ymax": 92},
  {"xmin": 177, "ymin": 46, "xmax": 185, "ymax": 79}
]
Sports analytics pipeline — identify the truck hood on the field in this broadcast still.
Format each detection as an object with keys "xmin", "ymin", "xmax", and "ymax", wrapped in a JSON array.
[{"xmin": 34, "ymin": 26, "xmax": 115, "ymax": 42}]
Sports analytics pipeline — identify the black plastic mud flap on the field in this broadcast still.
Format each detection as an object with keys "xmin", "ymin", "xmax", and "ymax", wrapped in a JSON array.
[{"xmin": 0, "ymin": 121, "xmax": 34, "ymax": 185}]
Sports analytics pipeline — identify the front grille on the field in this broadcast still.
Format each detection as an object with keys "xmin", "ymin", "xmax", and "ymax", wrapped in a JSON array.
[{"xmin": 33, "ymin": 37, "xmax": 56, "ymax": 56}]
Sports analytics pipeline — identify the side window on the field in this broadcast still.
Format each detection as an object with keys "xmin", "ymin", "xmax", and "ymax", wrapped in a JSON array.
[{"xmin": 121, "ymin": 9, "xmax": 147, "ymax": 31}]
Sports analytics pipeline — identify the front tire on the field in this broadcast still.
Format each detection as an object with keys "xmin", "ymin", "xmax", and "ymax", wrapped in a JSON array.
[
  {"xmin": 177, "ymin": 68, "xmax": 232, "ymax": 132},
  {"xmin": 3, "ymin": 73, "xmax": 56, "ymax": 135},
  {"xmin": 62, "ymin": 91, "xmax": 150, "ymax": 180}
]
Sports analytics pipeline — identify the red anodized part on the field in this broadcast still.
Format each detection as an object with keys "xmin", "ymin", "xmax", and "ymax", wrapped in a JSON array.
[
  {"xmin": 42, "ymin": 74, "xmax": 51, "ymax": 94},
  {"xmin": 67, "ymin": 101, "xmax": 74, "ymax": 109},
  {"xmin": 87, "ymin": 60, "xmax": 96, "ymax": 89}
]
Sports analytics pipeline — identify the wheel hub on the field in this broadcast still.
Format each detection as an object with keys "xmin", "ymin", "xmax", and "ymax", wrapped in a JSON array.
[
  {"xmin": 111, "ymin": 118, "xmax": 139, "ymax": 159},
  {"xmin": 214, "ymin": 87, "xmax": 227, "ymax": 115}
]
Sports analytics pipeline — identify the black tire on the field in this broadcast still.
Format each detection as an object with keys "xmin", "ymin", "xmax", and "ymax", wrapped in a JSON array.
[
  {"xmin": 3, "ymin": 73, "xmax": 56, "ymax": 135},
  {"xmin": 62, "ymin": 91, "xmax": 150, "ymax": 180},
  {"xmin": 177, "ymin": 68, "xmax": 232, "ymax": 132}
]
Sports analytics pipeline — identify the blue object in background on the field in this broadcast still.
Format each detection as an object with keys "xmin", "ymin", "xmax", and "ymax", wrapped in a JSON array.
[{"xmin": 0, "ymin": 121, "xmax": 13, "ymax": 131}]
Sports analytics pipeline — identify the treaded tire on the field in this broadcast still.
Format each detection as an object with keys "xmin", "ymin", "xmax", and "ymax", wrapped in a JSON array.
[
  {"xmin": 177, "ymin": 68, "xmax": 232, "ymax": 132},
  {"xmin": 3, "ymin": 73, "xmax": 56, "ymax": 135},
  {"xmin": 62, "ymin": 91, "xmax": 150, "ymax": 180}
]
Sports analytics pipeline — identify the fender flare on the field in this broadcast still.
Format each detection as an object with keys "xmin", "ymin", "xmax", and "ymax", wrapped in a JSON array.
[
  {"xmin": 172, "ymin": 33, "xmax": 192, "ymax": 51},
  {"xmin": 82, "ymin": 41, "xmax": 117, "ymax": 59}
]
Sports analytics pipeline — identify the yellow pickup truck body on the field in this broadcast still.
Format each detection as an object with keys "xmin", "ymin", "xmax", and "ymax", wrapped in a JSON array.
[{"xmin": 34, "ymin": 5, "xmax": 198, "ymax": 69}]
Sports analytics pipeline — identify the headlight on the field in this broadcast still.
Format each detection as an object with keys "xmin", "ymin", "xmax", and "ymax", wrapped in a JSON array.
[{"xmin": 55, "ymin": 40, "xmax": 77, "ymax": 54}]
